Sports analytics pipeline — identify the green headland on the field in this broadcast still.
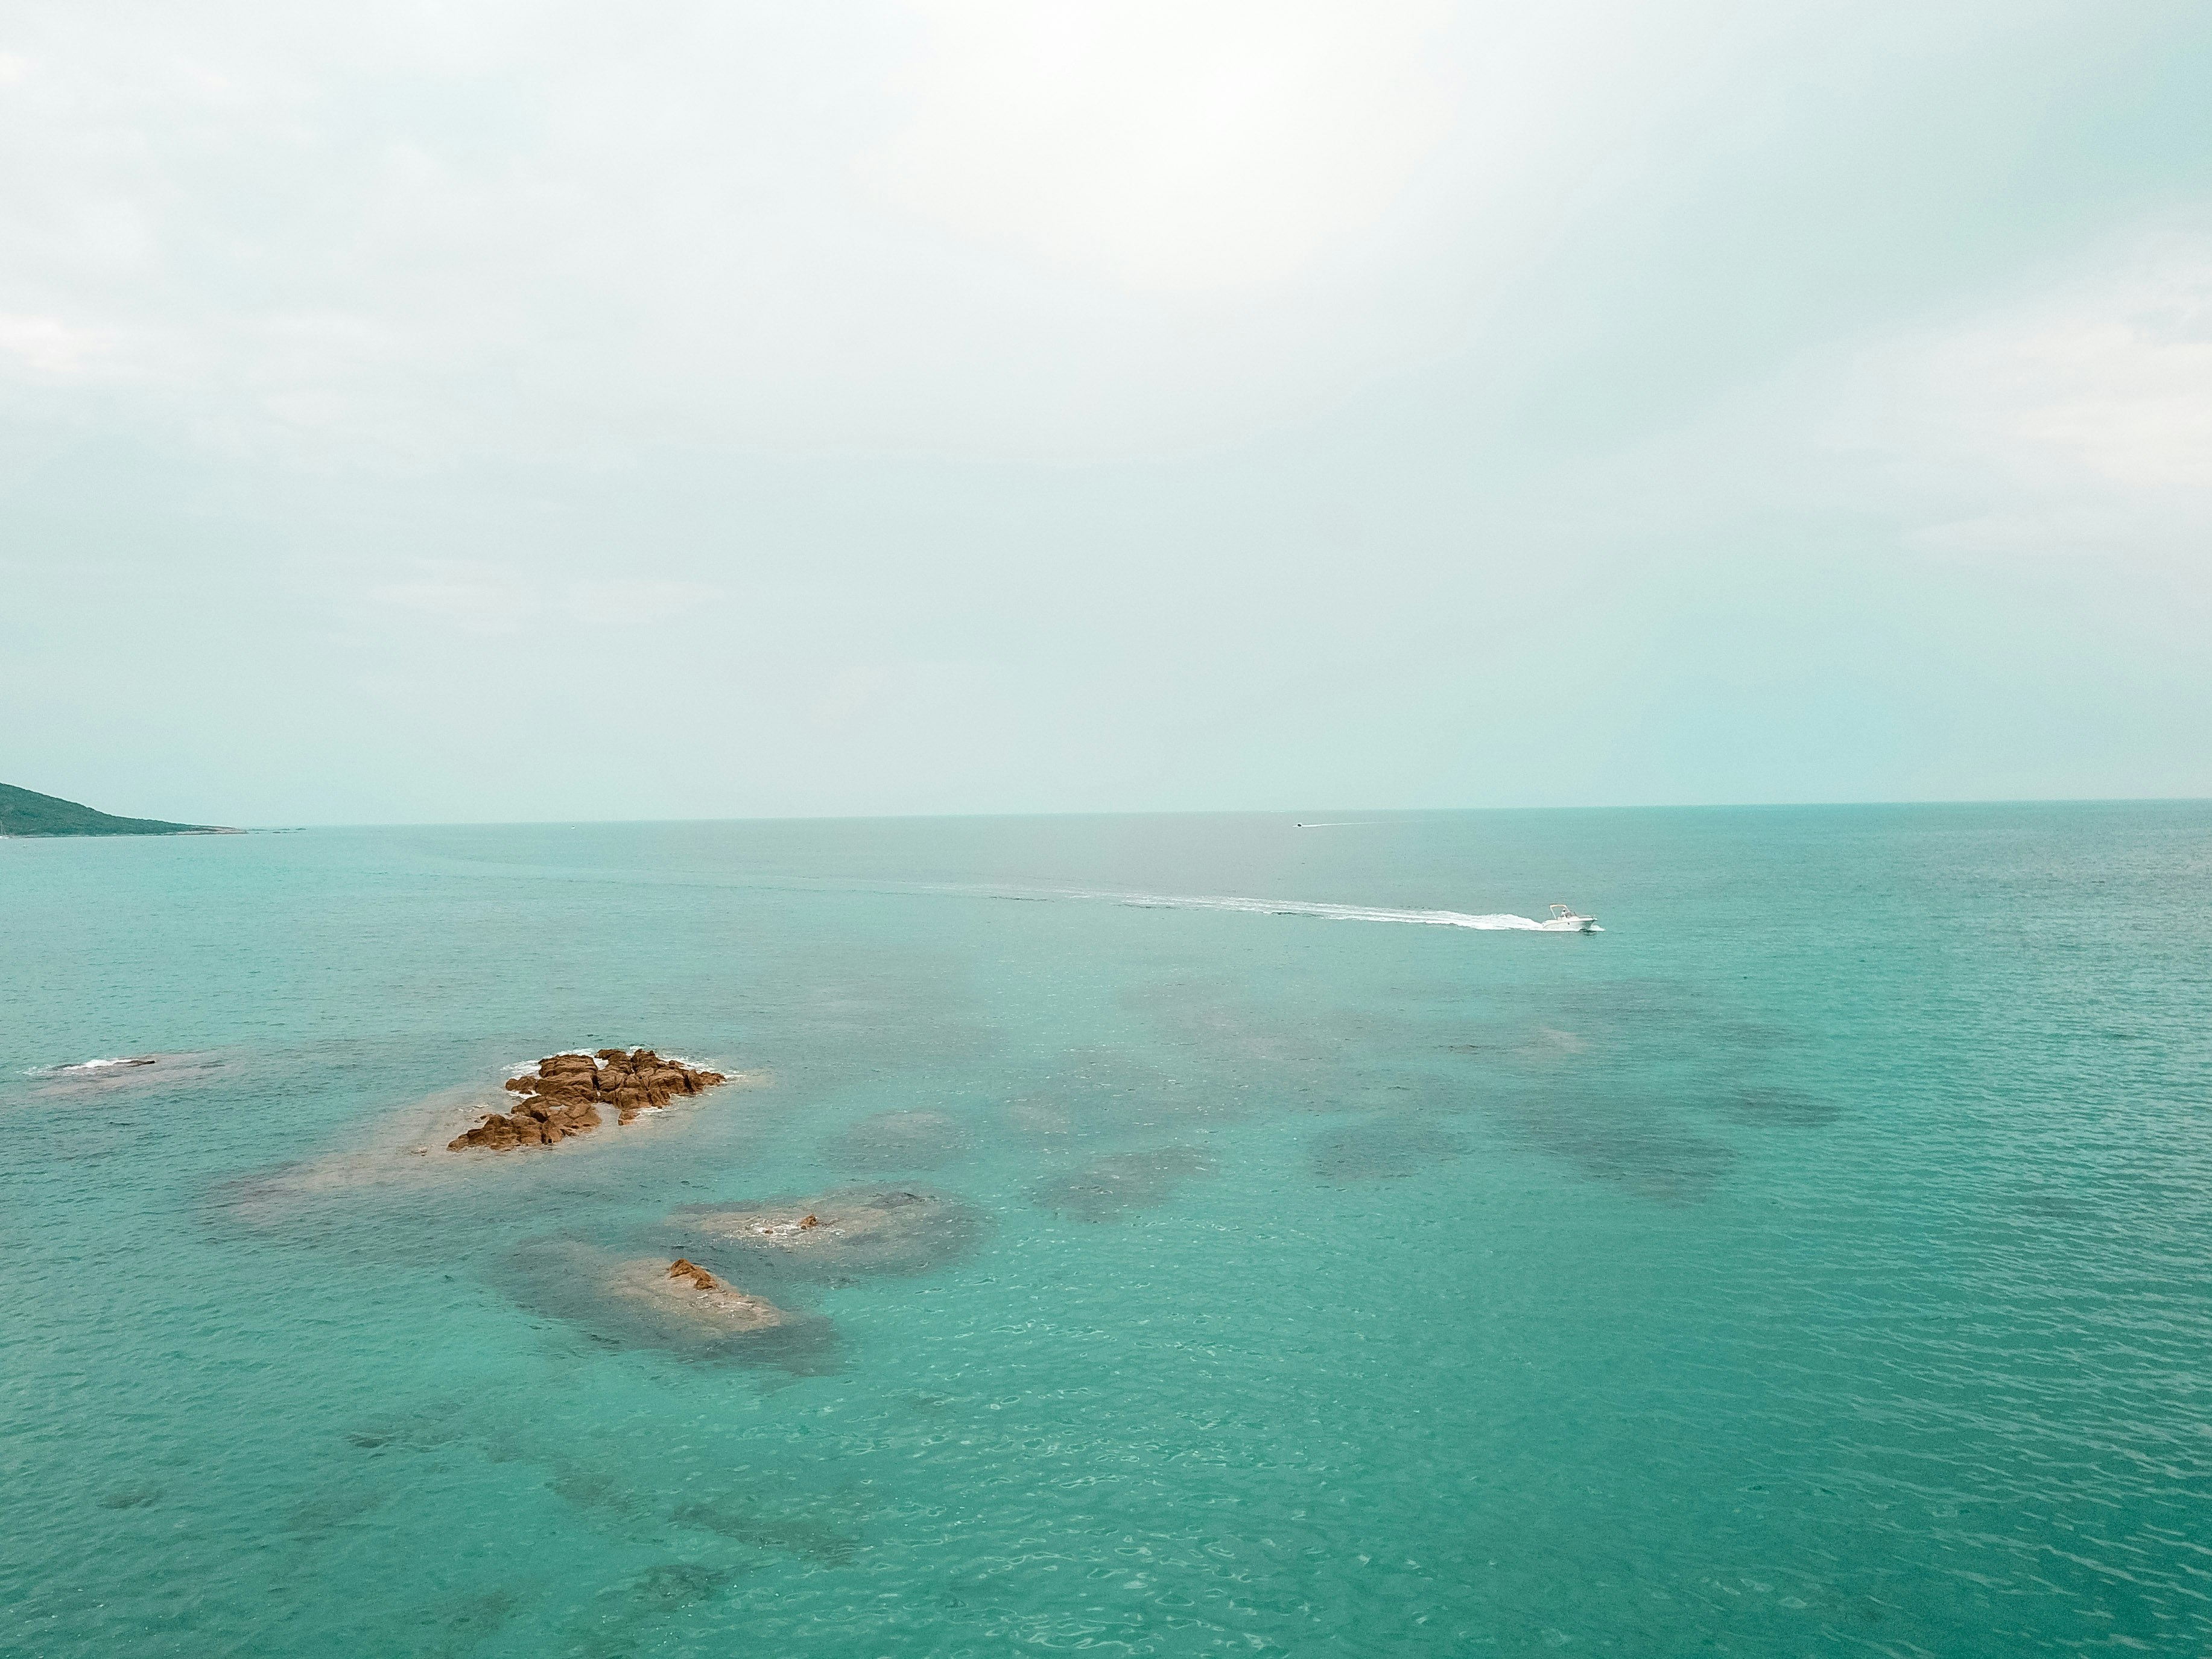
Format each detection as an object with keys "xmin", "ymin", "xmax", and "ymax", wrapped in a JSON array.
[{"xmin": 0, "ymin": 781, "xmax": 235, "ymax": 837}]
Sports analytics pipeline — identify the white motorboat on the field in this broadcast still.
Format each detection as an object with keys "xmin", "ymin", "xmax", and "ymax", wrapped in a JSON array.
[{"xmin": 1547, "ymin": 904, "xmax": 1600, "ymax": 933}]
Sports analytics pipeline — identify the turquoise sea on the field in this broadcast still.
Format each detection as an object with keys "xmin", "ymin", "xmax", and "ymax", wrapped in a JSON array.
[{"xmin": 4, "ymin": 804, "xmax": 2209, "ymax": 1658}]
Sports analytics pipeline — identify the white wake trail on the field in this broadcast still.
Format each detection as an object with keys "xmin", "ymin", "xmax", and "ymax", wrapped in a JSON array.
[{"xmin": 1100, "ymin": 892, "xmax": 1596, "ymax": 931}]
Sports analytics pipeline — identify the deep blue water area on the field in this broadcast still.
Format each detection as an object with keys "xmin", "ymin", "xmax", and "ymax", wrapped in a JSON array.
[{"xmin": 3, "ymin": 805, "xmax": 2209, "ymax": 1657}]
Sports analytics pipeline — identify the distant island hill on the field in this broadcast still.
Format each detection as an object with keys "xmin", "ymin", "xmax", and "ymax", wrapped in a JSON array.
[{"xmin": 0, "ymin": 782, "xmax": 241, "ymax": 837}]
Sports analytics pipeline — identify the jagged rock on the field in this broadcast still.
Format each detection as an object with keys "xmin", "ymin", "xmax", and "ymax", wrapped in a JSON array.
[{"xmin": 447, "ymin": 1048, "xmax": 728, "ymax": 1152}]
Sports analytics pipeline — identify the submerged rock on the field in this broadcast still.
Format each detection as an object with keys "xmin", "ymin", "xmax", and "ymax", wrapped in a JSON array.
[
  {"xmin": 496, "ymin": 1240, "xmax": 832, "ymax": 1369},
  {"xmin": 1308, "ymin": 1116, "xmax": 1471, "ymax": 1183},
  {"xmin": 674, "ymin": 1187, "xmax": 982, "ymax": 1278},
  {"xmin": 606, "ymin": 1257, "xmax": 791, "ymax": 1335},
  {"xmin": 1029, "ymin": 1145, "xmax": 1217, "ymax": 1221},
  {"xmin": 31, "ymin": 1050, "xmax": 223, "ymax": 1099},
  {"xmin": 825, "ymin": 1109, "xmax": 975, "ymax": 1172},
  {"xmin": 447, "ymin": 1048, "xmax": 726, "ymax": 1152}
]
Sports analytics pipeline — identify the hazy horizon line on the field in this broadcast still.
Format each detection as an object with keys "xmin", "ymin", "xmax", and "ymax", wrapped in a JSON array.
[{"xmin": 11, "ymin": 793, "xmax": 2208, "ymax": 837}]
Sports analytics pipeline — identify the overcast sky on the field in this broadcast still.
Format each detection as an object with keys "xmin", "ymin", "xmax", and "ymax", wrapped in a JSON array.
[{"xmin": 4, "ymin": 1, "xmax": 2210, "ymax": 825}]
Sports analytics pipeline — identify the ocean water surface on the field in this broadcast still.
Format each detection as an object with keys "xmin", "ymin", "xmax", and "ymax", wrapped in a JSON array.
[{"xmin": 3, "ymin": 805, "xmax": 2208, "ymax": 1657}]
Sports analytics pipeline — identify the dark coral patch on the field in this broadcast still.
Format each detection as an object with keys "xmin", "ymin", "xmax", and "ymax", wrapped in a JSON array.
[
  {"xmin": 1029, "ymin": 1146, "xmax": 1216, "ymax": 1222},
  {"xmin": 1308, "ymin": 1115, "xmax": 1471, "ymax": 1182},
  {"xmin": 823, "ymin": 1109, "xmax": 975, "ymax": 1172}
]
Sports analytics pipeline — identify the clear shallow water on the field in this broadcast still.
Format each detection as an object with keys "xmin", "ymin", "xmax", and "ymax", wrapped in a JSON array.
[{"xmin": 2, "ymin": 805, "xmax": 2209, "ymax": 1658}]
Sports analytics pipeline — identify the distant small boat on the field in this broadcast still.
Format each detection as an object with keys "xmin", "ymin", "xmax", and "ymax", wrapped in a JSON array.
[{"xmin": 1547, "ymin": 904, "xmax": 1600, "ymax": 933}]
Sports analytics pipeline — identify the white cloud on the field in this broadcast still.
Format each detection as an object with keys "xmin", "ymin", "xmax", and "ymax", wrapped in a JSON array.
[
  {"xmin": 1932, "ymin": 247, "xmax": 2212, "ymax": 494},
  {"xmin": 873, "ymin": 1, "xmax": 1456, "ymax": 292},
  {"xmin": 1845, "ymin": 233, "xmax": 2212, "ymax": 554},
  {"xmin": 0, "ymin": 0, "xmax": 1689, "ymax": 465},
  {"xmin": 0, "ymin": 312, "xmax": 114, "ymax": 376},
  {"xmin": 1515, "ymin": 224, "xmax": 2212, "ymax": 580},
  {"xmin": 372, "ymin": 564, "xmax": 721, "ymax": 635}
]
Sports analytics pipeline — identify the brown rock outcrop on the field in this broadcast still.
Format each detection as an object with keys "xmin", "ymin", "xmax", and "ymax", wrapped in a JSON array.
[{"xmin": 447, "ymin": 1048, "xmax": 727, "ymax": 1151}]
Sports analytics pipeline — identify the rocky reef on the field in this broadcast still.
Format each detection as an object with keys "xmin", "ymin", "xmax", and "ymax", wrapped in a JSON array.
[{"xmin": 448, "ymin": 1048, "xmax": 726, "ymax": 1152}]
